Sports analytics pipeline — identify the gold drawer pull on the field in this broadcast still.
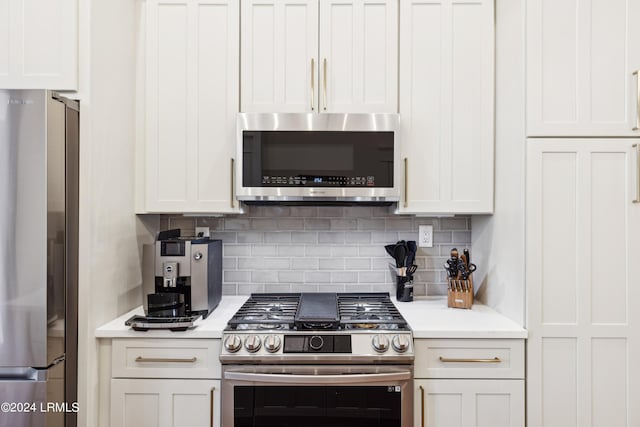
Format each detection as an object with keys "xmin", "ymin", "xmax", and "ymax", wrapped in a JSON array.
[
  {"xmin": 418, "ymin": 385, "xmax": 425, "ymax": 427},
  {"xmin": 439, "ymin": 356, "xmax": 501, "ymax": 363},
  {"xmin": 135, "ymin": 356, "xmax": 197, "ymax": 363}
]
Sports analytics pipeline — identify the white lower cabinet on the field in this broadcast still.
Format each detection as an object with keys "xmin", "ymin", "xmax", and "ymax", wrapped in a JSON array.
[
  {"xmin": 414, "ymin": 339, "xmax": 525, "ymax": 427},
  {"xmin": 414, "ymin": 379, "xmax": 524, "ymax": 427},
  {"xmin": 109, "ymin": 339, "xmax": 222, "ymax": 427},
  {"xmin": 110, "ymin": 379, "xmax": 220, "ymax": 427}
]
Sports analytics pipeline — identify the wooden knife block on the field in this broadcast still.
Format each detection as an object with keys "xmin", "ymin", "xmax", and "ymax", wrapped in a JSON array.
[{"xmin": 447, "ymin": 276, "xmax": 473, "ymax": 309}]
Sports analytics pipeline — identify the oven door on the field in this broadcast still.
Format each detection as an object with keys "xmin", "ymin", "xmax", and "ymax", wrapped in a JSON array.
[{"xmin": 222, "ymin": 365, "xmax": 413, "ymax": 427}]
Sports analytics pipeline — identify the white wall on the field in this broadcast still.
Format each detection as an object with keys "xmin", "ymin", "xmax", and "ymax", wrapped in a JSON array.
[
  {"xmin": 472, "ymin": 0, "xmax": 526, "ymax": 326},
  {"xmin": 75, "ymin": 1, "xmax": 156, "ymax": 426}
]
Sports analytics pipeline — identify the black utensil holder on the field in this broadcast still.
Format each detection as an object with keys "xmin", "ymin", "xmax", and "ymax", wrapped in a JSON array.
[{"xmin": 396, "ymin": 275, "xmax": 414, "ymax": 302}]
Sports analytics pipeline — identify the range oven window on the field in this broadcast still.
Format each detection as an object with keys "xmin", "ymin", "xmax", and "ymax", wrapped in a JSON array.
[
  {"xmin": 234, "ymin": 386, "xmax": 401, "ymax": 427},
  {"xmin": 242, "ymin": 131, "xmax": 394, "ymax": 188}
]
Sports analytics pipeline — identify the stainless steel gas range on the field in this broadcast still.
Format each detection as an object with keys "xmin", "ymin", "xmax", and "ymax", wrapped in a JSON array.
[{"xmin": 220, "ymin": 292, "xmax": 414, "ymax": 427}]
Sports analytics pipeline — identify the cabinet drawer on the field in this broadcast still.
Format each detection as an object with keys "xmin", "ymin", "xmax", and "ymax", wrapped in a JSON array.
[
  {"xmin": 112, "ymin": 339, "xmax": 220, "ymax": 379},
  {"xmin": 414, "ymin": 339, "xmax": 524, "ymax": 379}
]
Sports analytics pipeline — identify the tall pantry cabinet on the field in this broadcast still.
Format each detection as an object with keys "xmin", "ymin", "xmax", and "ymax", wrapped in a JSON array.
[{"xmin": 526, "ymin": 1, "xmax": 640, "ymax": 426}]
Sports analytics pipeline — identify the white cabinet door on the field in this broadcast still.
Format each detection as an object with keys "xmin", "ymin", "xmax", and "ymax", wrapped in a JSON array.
[
  {"xmin": 110, "ymin": 379, "xmax": 220, "ymax": 427},
  {"xmin": 240, "ymin": 0, "xmax": 318, "ymax": 113},
  {"xmin": 526, "ymin": 140, "xmax": 640, "ymax": 427},
  {"xmin": 0, "ymin": 0, "xmax": 77, "ymax": 89},
  {"xmin": 143, "ymin": 0, "xmax": 240, "ymax": 213},
  {"xmin": 319, "ymin": 0, "xmax": 398, "ymax": 113},
  {"xmin": 240, "ymin": 0, "xmax": 397, "ymax": 114},
  {"xmin": 527, "ymin": 0, "xmax": 640, "ymax": 136},
  {"xmin": 414, "ymin": 379, "xmax": 524, "ymax": 427},
  {"xmin": 398, "ymin": 0, "xmax": 494, "ymax": 214}
]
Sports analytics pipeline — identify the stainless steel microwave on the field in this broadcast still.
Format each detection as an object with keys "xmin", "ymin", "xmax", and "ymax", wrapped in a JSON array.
[{"xmin": 236, "ymin": 113, "xmax": 401, "ymax": 204}]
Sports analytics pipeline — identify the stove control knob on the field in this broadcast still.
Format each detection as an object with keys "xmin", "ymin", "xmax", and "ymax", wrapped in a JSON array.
[
  {"xmin": 392, "ymin": 335, "xmax": 410, "ymax": 353},
  {"xmin": 244, "ymin": 335, "xmax": 262, "ymax": 353},
  {"xmin": 309, "ymin": 335, "xmax": 324, "ymax": 350},
  {"xmin": 223, "ymin": 335, "xmax": 242, "ymax": 353},
  {"xmin": 372, "ymin": 334, "xmax": 390, "ymax": 353},
  {"xmin": 264, "ymin": 335, "xmax": 282, "ymax": 353}
]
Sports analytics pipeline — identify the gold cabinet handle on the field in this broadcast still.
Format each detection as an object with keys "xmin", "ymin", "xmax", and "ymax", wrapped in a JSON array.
[
  {"xmin": 135, "ymin": 356, "xmax": 197, "ymax": 363},
  {"xmin": 439, "ymin": 356, "xmax": 501, "ymax": 363},
  {"xmin": 311, "ymin": 58, "xmax": 315, "ymax": 111},
  {"xmin": 323, "ymin": 58, "xmax": 328, "ymax": 111},
  {"xmin": 230, "ymin": 158, "xmax": 235, "ymax": 209},
  {"xmin": 403, "ymin": 158, "xmax": 408, "ymax": 208},
  {"xmin": 210, "ymin": 386, "xmax": 215, "ymax": 427},
  {"xmin": 634, "ymin": 144, "xmax": 640, "ymax": 203},
  {"xmin": 634, "ymin": 70, "xmax": 640, "ymax": 131},
  {"xmin": 418, "ymin": 385, "xmax": 425, "ymax": 427}
]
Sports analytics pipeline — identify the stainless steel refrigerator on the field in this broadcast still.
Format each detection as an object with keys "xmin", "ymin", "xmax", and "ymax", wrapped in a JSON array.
[{"xmin": 0, "ymin": 90, "xmax": 78, "ymax": 427}]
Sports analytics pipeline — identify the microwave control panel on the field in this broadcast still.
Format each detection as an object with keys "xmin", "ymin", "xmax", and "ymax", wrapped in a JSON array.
[{"xmin": 261, "ymin": 175, "xmax": 375, "ymax": 187}]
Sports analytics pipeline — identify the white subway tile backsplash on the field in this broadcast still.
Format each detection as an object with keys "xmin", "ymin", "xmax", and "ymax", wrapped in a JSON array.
[
  {"xmin": 318, "ymin": 232, "xmax": 345, "ymax": 244},
  {"xmin": 330, "ymin": 245, "xmax": 358, "ymax": 257},
  {"xmin": 344, "ymin": 232, "xmax": 371, "ymax": 244},
  {"xmin": 292, "ymin": 258, "xmax": 319, "ymax": 270},
  {"xmin": 250, "ymin": 271, "xmax": 278, "ymax": 283},
  {"xmin": 330, "ymin": 219, "xmax": 357, "ymax": 230},
  {"xmin": 357, "ymin": 218, "xmax": 385, "ymax": 230},
  {"xmin": 319, "ymin": 258, "xmax": 345, "ymax": 270},
  {"xmin": 237, "ymin": 232, "xmax": 264, "ymax": 243},
  {"xmin": 224, "ymin": 245, "xmax": 251, "ymax": 256},
  {"xmin": 278, "ymin": 271, "xmax": 304, "ymax": 283},
  {"xmin": 305, "ymin": 245, "xmax": 332, "ymax": 257},
  {"xmin": 159, "ymin": 207, "xmax": 471, "ymax": 296},
  {"xmin": 305, "ymin": 271, "xmax": 331, "ymax": 283},
  {"xmin": 264, "ymin": 232, "xmax": 292, "ymax": 244},
  {"xmin": 251, "ymin": 245, "xmax": 278, "ymax": 256}
]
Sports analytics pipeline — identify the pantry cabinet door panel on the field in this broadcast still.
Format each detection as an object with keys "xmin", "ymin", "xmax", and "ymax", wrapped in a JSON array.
[
  {"xmin": 527, "ymin": 0, "xmax": 640, "ymax": 136},
  {"xmin": 526, "ymin": 140, "xmax": 640, "ymax": 427},
  {"xmin": 241, "ymin": 0, "xmax": 318, "ymax": 112}
]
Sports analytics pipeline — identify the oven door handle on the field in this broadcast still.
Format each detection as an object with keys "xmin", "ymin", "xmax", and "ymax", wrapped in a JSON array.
[{"xmin": 224, "ymin": 371, "xmax": 412, "ymax": 384}]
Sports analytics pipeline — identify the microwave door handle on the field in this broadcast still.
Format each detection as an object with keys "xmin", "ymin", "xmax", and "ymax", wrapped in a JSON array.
[{"xmin": 224, "ymin": 371, "xmax": 411, "ymax": 384}]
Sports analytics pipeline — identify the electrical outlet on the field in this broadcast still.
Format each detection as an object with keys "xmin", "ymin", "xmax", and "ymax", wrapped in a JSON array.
[
  {"xmin": 195, "ymin": 227, "xmax": 210, "ymax": 238},
  {"xmin": 418, "ymin": 225, "xmax": 433, "ymax": 247}
]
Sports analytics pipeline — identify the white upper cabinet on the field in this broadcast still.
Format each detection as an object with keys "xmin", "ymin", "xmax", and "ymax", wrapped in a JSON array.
[
  {"xmin": 318, "ymin": 0, "xmax": 398, "ymax": 113},
  {"xmin": 527, "ymin": 0, "xmax": 640, "ymax": 136},
  {"xmin": 398, "ymin": 0, "xmax": 494, "ymax": 214},
  {"xmin": 241, "ymin": 0, "xmax": 398, "ymax": 113},
  {"xmin": 241, "ymin": 0, "xmax": 318, "ymax": 113},
  {"xmin": 140, "ymin": 0, "xmax": 241, "ymax": 213},
  {"xmin": 0, "ymin": 0, "xmax": 77, "ymax": 90}
]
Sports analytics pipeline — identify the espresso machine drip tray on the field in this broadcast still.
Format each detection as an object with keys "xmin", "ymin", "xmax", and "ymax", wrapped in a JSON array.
[{"xmin": 125, "ymin": 314, "xmax": 202, "ymax": 332}]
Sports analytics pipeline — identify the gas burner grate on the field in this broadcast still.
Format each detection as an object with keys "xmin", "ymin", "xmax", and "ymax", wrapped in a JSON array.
[
  {"xmin": 338, "ymin": 293, "xmax": 408, "ymax": 329},
  {"xmin": 225, "ymin": 292, "xmax": 410, "ymax": 331},
  {"xmin": 227, "ymin": 293, "xmax": 300, "ymax": 329}
]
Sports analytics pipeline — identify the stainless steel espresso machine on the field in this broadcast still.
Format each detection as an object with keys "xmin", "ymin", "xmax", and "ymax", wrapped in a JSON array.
[{"xmin": 126, "ymin": 229, "xmax": 222, "ymax": 331}]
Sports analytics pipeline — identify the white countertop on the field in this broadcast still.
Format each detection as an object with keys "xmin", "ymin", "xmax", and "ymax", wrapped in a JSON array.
[
  {"xmin": 95, "ymin": 296, "xmax": 247, "ymax": 339},
  {"xmin": 393, "ymin": 297, "xmax": 527, "ymax": 339},
  {"xmin": 96, "ymin": 295, "xmax": 526, "ymax": 339}
]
